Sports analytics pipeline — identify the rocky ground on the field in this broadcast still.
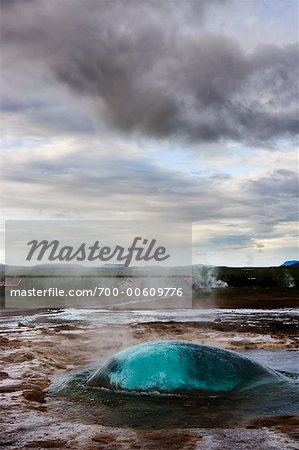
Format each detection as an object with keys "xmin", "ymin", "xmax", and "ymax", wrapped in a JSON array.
[{"xmin": 0, "ymin": 308, "xmax": 298, "ymax": 449}]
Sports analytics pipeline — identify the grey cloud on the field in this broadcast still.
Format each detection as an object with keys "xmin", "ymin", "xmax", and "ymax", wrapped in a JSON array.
[
  {"xmin": 247, "ymin": 169, "xmax": 298, "ymax": 198},
  {"xmin": 2, "ymin": 151, "xmax": 193, "ymax": 198},
  {"xmin": 1, "ymin": 0, "xmax": 297, "ymax": 145},
  {"xmin": 242, "ymin": 169, "xmax": 298, "ymax": 225},
  {"xmin": 2, "ymin": 143, "xmax": 296, "ymax": 228},
  {"xmin": 0, "ymin": 95, "xmax": 29, "ymax": 113},
  {"xmin": 0, "ymin": 0, "xmax": 33, "ymax": 8},
  {"xmin": 0, "ymin": 87, "xmax": 95, "ymax": 135},
  {"xmin": 207, "ymin": 234, "xmax": 261, "ymax": 251},
  {"xmin": 27, "ymin": 108, "xmax": 95, "ymax": 134},
  {"xmin": 1, "ymin": 140, "xmax": 297, "ymax": 259}
]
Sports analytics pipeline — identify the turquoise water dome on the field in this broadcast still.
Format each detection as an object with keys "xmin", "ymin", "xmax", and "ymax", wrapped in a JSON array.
[{"xmin": 86, "ymin": 341, "xmax": 279, "ymax": 394}]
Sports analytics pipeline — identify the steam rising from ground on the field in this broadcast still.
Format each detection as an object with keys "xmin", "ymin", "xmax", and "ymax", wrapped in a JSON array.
[{"xmin": 192, "ymin": 265, "xmax": 228, "ymax": 289}]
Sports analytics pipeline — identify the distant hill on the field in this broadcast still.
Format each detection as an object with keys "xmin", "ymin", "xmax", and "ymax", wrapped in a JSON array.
[{"xmin": 281, "ymin": 260, "xmax": 299, "ymax": 267}]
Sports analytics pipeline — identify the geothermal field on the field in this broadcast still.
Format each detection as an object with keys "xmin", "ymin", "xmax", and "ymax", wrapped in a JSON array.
[{"xmin": 0, "ymin": 266, "xmax": 298, "ymax": 449}]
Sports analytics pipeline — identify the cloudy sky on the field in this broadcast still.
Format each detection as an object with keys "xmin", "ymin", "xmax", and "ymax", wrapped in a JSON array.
[{"xmin": 0, "ymin": 0, "xmax": 298, "ymax": 266}]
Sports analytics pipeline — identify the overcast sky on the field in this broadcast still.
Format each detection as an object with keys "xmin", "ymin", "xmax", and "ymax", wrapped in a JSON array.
[{"xmin": 0, "ymin": 0, "xmax": 298, "ymax": 266}]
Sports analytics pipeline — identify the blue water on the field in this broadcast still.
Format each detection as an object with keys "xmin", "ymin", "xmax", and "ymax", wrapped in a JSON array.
[
  {"xmin": 13, "ymin": 307, "xmax": 296, "ymax": 429},
  {"xmin": 86, "ymin": 341, "xmax": 280, "ymax": 394},
  {"xmin": 51, "ymin": 341, "xmax": 299, "ymax": 429}
]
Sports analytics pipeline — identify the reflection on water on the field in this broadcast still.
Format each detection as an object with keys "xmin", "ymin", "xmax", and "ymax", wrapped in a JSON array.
[
  {"xmin": 2, "ymin": 306, "xmax": 297, "ymax": 430},
  {"xmin": 50, "ymin": 307, "xmax": 298, "ymax": 427},
  {"xmin": 239, "ymin": 349, "xmax": 299, "ymax": 377},
  {"xmin": 5, "ymin": 306, "xmax": 298, "ymax": 327},
  {"xmin": 1, "ymin": 301, "xmax": 298, "ymax": 450},
  {"xmin": 50, "ymin": 367, "xmax": 299, "ymax": 429},
  {"xmin": 50, "ymin": 338, "xmax": 299, "ymax": 430}
]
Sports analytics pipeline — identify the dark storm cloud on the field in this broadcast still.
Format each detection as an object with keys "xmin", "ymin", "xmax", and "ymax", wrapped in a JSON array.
[{"xmin": 1, "ymin": 0, "xmax": 297, "ymax": 145}]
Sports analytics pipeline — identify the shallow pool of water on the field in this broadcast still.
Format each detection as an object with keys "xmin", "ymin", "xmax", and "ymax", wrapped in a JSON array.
[{"xmin": 50, "ymin": 346, "xmax": 299, "ymax": 429}]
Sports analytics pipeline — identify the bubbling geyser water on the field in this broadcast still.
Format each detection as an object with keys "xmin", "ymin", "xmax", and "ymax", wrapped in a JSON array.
[{"xmin": 86, "ymin": 341, "xmax": 280, "ymax": 395}]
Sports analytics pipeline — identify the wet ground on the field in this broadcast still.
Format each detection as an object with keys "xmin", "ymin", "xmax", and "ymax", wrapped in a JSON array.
[{"xmin": 0, "ymin": 306, "xmax": 298, "ymax": 449}]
